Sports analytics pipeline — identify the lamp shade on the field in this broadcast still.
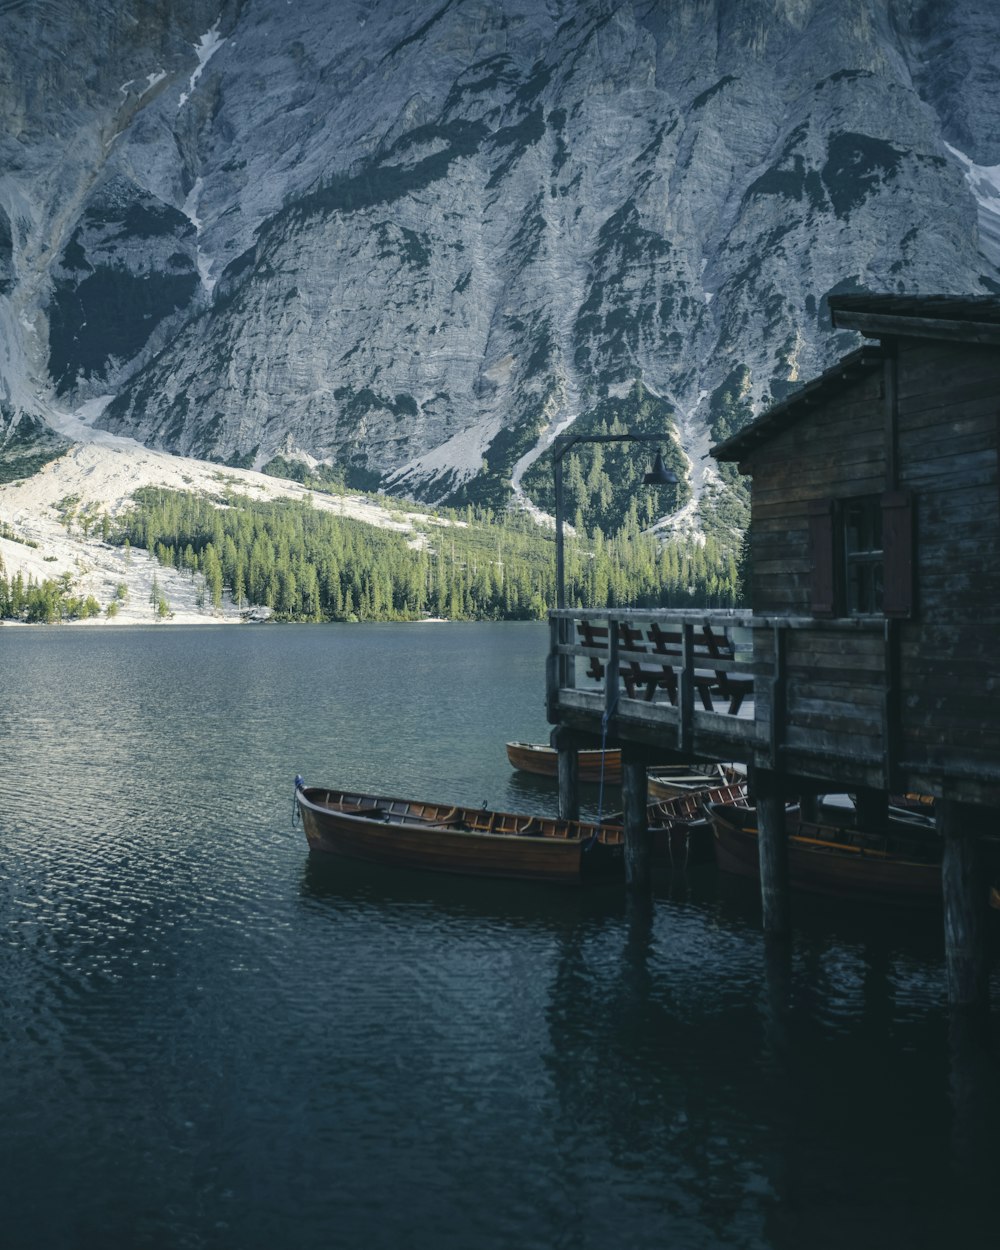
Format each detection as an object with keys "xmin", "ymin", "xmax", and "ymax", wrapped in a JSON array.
[{"xmin": 643, "ymin": 451, "xmax": 678, "ymax": 486}]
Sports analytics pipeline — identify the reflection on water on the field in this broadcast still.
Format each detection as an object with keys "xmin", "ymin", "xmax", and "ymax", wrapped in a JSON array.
[{"xmin": 1, "ymin": 624, "xmax": 999, "ymax": 1249}]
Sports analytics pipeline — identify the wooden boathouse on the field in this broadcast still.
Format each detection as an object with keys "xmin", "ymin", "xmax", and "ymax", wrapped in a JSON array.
[{"xmin": 545, "ymin": 294, "xmax": 1000, "ymax": 1007}]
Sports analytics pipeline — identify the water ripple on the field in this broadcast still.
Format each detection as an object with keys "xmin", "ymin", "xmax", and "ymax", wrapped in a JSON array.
[{"xmin": 2, "ymin": 625, "xmax": 996, "ymax": 1250}]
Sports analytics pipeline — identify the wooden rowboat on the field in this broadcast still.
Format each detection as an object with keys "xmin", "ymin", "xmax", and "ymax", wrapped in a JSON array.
[
  {"xmin": 602, "ymin": 780, "xmax": 749, "ymax": 867},
  {"xmin": 295, "ymin": 778, "xmax": 625, "ymax": 884},
  {"xmin": 505, "ymin": 741, "xmax": 621, "ymax": 785},
  {"xmin": 647, "ymin": 781, "xmax": 749, "ymax": 866},
  {"xmin": 707, "ymin": 802, "xmax": 942, "ymax": 907},
  {"xmin": 646, "ymin": 762, "xmax": 744, "ymax": 800},
  {"xmin": 505, "ymin": 744, "xmax": 742, "ymax": 798}
]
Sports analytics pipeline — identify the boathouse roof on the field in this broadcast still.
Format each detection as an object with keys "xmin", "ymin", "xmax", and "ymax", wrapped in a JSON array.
[
  {"xmin": 711, "ymin": 294, "xmax": 1000, "ymax": 462},
  {"xmin": 829, "ymin": 293, "xmax": 1000, "ymax": 343},
  {"xmin": 710, "ymin": 346, "xmax": 882, "ymax": 462}
]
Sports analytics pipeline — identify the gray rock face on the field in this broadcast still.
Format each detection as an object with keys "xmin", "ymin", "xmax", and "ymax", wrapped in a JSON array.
[{"xmin": 1, "ymin": 0, "xmax": 998, "ymax": 516}]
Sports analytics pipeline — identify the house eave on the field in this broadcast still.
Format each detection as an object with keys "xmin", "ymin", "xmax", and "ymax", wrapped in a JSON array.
[{"xmin": 830, "ymin": 309, "xmax": 1000, "ymax": 345}]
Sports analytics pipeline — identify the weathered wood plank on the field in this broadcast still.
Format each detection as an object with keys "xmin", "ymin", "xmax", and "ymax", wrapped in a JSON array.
[
  {"xmin": 752, "ymin": 557, "xmax": 814, "ymax": 576},
  {"xmin": 901, "ymin": 709, "xmax": 1000, "ymax": 737},
  {"xmin": 898, "ymin": 419, "xmax": 996, "ymax": 458},
  {"xmin": 786, "ymin": 659, "xmax": 886, "ymax": 681},
  {"xmin": 787, "ymin": 681, "xmax": 885, "ymax": 705},
  {"xmin": 787, "ymin": 705, "xmax": 884, "ymax": 736},
  {"xmin": 751, "ymin": 467, "xmax": 886, "ymax": 506},
  {"xmin": 787, "ymin": 627, "xmax": 884, "ymax": 651},
  {"xmin": 901, "ymin": 635, "xmax": 1000, "ymax": 663},
  {"xmin": 751, "ymin": 583, "xmax": 811, "ymax": 609},
  {"xmin": 784, "ymin": 725, "xmax": 884, "ymax": 758},
  {"xmin": 753, "ymin": 433, "xmax": 886, "ymax": 470},
  {"xmin": 902, "ymin": 457, "xmax": 996, "ymax": 493}
]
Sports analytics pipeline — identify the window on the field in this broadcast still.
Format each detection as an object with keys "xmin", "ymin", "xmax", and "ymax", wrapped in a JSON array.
[
  {"xmin": 809, "ymin": 491, "xmax": 913, "ymax": 619},
  {"xmin": 843, "ymin": 496, "xmax": 883, "ymax": 614}
]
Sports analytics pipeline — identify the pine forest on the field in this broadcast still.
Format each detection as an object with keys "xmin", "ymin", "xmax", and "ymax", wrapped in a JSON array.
[{"xmin": 0, "ymin": 482, "xmax": 745, "ymax": 623}]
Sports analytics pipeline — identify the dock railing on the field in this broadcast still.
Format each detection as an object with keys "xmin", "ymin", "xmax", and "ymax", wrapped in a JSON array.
[{"xmin": 547, "ymin": 608, "xmax": 889, "ymax": 779}]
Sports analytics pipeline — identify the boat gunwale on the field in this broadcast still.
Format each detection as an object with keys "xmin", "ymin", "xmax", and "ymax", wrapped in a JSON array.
[{"xmin": 297, "ymin": 785, "xmax": 624, "ymax": 847}]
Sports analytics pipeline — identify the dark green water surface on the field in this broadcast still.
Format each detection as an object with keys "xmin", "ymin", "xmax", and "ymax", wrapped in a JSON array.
[{"xmin": 1, "ymin": 623, "xmax": 998, "ymax": 1249}]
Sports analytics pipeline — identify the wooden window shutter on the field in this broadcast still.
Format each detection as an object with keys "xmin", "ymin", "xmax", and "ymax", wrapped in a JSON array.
[
  {"xmin": 808, "ymin": 498, "xmax": 837, "ymax": 617},
  {"xmin": 881, "ymin": 490, "xmax": 914, "ymax": 618}
]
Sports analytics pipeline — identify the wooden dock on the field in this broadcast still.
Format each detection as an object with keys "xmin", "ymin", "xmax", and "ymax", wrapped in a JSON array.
[
  {"xmin": 548, "ymin": 604, "xmax": 1000, "ymax": 799},
  {"xmin": 546, "ymin": 605, "xmax": 999, "ymax": 1000},
  {"xmin": 547, "ymin": 296, "xmax": 1000, "ymax": 1009}
]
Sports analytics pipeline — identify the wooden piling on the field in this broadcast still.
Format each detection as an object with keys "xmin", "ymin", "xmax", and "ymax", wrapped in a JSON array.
[
  {"xmin": 799, "ymin": 793, "xmax": 820, "ymax": 822},
  {"xmin": 756, "ymin": 773, "xmax": 790, "ymax": 937},
  {"xmin": 939, "ymin": 799, "xmax": 988, "ymax": 1010},
  {"xmin": 622, "ymin": 749, "xmax": 651, "ymax": 893},
  {"xmin": 855, "ymin": 787, "xmax": 889, "ymax": 835}
]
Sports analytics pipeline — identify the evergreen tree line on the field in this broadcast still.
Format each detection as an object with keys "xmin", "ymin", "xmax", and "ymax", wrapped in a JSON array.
[
  {"xmin": 0, "ymin": 559, "xmax": 102, "ymax": 623},
  {"xmin": 0, "ymin": 484, "xmax": 745, "ymax": 624},
  {"xmin": 104, "ymin": 486, "xmax": 743, "ymax": 622}
]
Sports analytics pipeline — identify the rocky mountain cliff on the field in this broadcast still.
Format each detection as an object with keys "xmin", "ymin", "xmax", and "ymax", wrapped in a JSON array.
[{"xmin": 2, "ymin": 0, "xmax": 999, "ymax": 529}]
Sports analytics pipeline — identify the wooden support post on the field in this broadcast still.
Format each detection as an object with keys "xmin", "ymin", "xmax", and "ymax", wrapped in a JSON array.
[
  {"xmin": 799, "ymin": 793, "xmax": 820, "ymax": 822},
  {"xmin": 546, "ymin": 614, "xmax": 560, "ymax": 724},
  {"xmin": 622, "ymin": 749, "xmax": 651, "ymax": 894},
  {"xmin": 939, "ymin": 799, "xmax": 988, "ymax": 1010},
  {"xmin": 769, "ymin": 625, "xmax": 787, "ymax": 769},
  {"xmin": 855, "ymin": 787, "xmax": 889, "ymax": 834},
  {"xmin": 756, "ymin": 772, "xmax": 790, "ymax": 937},
  {"xmin": 678, "ymin": 621, "xmax": 694, "ymax": 753}
]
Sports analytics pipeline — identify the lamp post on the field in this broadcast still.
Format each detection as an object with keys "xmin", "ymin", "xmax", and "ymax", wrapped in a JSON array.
[
  {"xmin": 549, "ymin": 430, "xmax": 679, "ymax": 841},
  {"xmin": 552, "ymin": 431, "xmax": 678, "ymax": 610}
]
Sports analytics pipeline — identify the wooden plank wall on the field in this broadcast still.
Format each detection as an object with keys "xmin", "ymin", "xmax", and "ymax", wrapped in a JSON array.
[
  {"xmin": 753, "ymin": 626, "xmax": 885, "ymax": 779},
  {"xmin": 784, "ymin": 629, "xmax": 884, "ymax": 769},
  {"xmin": 896, "ymin": 339, "xmax": 1000, "ymax": 781},
  {"xmin": 748, "ymin": 369, "xmax": 885, "ymax": 615}
]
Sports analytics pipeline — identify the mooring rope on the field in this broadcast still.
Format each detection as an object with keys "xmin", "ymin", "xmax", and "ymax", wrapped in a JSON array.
[{"xmin": 596, "ymin": 690, "xmax": 619, "ymax": 826}]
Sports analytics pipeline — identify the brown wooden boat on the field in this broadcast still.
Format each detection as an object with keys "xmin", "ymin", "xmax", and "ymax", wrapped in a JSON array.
[
  {"xmin": 505, "ymin": 741, "xmax": 621, "ymax": 785},
  {"xmin": 646, "ymin": 763, "xmax": 744, "ymax": 800},
  {"xmin": 707, "ymin": 801, "xmax": 942, "ymax": 907},
  {"xmin": 647, "ymin": 781, "xmax": 750, "ymax": 866},
  {"xmin": 603, "ymin": 780, "xmax": 749, "ymax": 867},
  {"xmin": 294, "ymin": 778, "xmax": 625, "ymax": 884}
]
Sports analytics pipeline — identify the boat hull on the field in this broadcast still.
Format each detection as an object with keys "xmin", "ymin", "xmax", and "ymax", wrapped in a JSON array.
[
  {"xmin": 708, "ymin": 804, "xmax": 941, "ymax": 907},
  {"xmin": 297, "ymin": 786, "xmax": 625, "ymax": 884},
  {"xmin": 505, "ymin": 741, "xmax": 621, "ymax": 785},
  {"xmin": 647, "ymin": 782, "xmax": 749, "ymax": 866}
]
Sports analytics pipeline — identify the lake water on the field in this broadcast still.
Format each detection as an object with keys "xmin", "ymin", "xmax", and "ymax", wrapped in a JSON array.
[{"xmin": 1, "ymin": 623, "xmax": 998, "ymax": 1249}]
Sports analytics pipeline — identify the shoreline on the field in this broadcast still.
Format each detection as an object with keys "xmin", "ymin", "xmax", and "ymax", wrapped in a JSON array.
[{"xmin": 0, "ymin": 434, "xmax": 427, "ymax": 629}]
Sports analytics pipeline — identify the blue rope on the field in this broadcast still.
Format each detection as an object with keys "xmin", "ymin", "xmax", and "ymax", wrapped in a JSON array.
[{"xmin": 595, "ymin": 691, "xmax": 619, "ymax": 827}]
